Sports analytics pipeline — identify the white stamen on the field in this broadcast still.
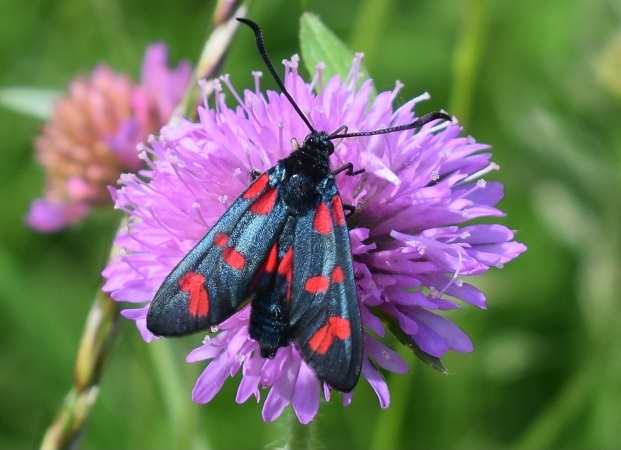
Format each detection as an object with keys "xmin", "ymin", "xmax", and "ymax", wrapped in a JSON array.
[
  {"xmin": 165, "ymin": 151, "xmax": 183, "ymax": 167},
  {"xmin": 234, "ymin": 354, "xmax": 246, "ymax": 363},
  {"xmin": 168, "ymin": 159, "xmax": 197, "ymax": 196},
  {"xmin": 252, "ymin": 71, "xmax": 262, "ymax": 94},
  {"xmin": 390, "ymin": 81, "xmax": 404, "ymax": 102},
  {"xmin": 454, "ymin": 179, "xmax": 486, "ymax": 201},
  {"xmin": 145, "ymin": 203, "xmax": 177, "ymax": 238},
  {"xmin": 380, "ymin": 350, "xmax": 390, "ymax": 360},
  {"xmin": 412, "ymin": 92, "xmax": 431, "ymax": 105},
  {"xmin": 290, "ymin": 54, "xmax": 300, "ymax": 72},
  {"xmin": 213, "ymin": 80, "xmax": 224, "ymax": 114},
  {"xmin": 118, "ymin": 173, "xmax": 137, "ymax": 183},
  {"xmin": 247, "ymin": 98, "xmax": 262, "ymax": 125},
  {"xmin": 193, "ymin": 202, "xmax": 209, "ymax": 227},
  {"xmin": 125, "ymin": 257, "xmax": 147, "ymax": 279},
  {"xmin": 219, "ymin": 74, "xmax": 245, "ymax": 108},
  {"xmin": 137, "ymin": 150, "xmax": 152, "ymax": 168},
  {"xmin": 282, "ymin": 56, "xmax": 300, "ymax": 101},
  {"xmin": 345, "ymin": 53, "xmax": 364, "ymax": 89},
  {"xmin": 198, "ymin": 79, "xmax": 209, "ymax": 108},
  {"xmin": 434, "ymin": 251, "xmax": 463, "ymax": 298},
  {"xmin": 278, "ymin": 122, "xmax": 284, "ymax": 155},
  {"xmin": 462, "ymin": 162, "xmax": 499, "ymax": 184},
  {"xmin": 210, "ymin": 325, "xmax": 219, "ymax": 333},
  {"xmin": 310, "ymin": 61, "xmax": 326, "ymax": 94}
]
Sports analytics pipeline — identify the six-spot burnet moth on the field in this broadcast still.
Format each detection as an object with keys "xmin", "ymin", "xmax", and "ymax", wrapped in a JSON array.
[{"xmin": 146, "ymin": 17, "xmax": 451, "ymax": 392}]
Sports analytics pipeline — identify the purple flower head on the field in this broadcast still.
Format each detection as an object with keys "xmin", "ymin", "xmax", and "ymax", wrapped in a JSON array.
[
  {"xmin": 27, "ymin": 44, "xmax": 192, "ymax": 232},
  {"xmin": 102, "ymin": 53, "xmax": 526, "ymax": 423}
]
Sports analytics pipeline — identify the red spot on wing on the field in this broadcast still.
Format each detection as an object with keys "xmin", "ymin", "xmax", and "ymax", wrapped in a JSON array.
[
  {"xmin": 223, "ymin": 247, "xmax": 245, "ymax": 270},
  {"xmin": 179, "ymin": 272, "xmax": 209, "ymax": 317},
  {"xmin": 331, "ymin": 195, "xmax": 345, "ymax": 227},
  {"xmin": 313, "ymin": 202, "xmax": 332, "ymax": 234},
  {"xmin": 278, "ymin": 247, "xmax": 293, "ymax": 300},
  {"xmin": 278, "ymin": 247, "xmax": 293, "ymax": 279},
  {"xmin": 264, "ymin": 243, "xmax": 278, "ymax": 273},
  {"xmin": 308, "ymin": 317, "xmax": 352, "ymax": 355},
  {"xmin": 331, "ymin": 266, "xmax": 344, "ymax": 283},
  {"xmin": 243, "ymin": 173, "xmax": 269, "ymax": 199},
  {"xmin": 250, "ymin": 188, "xmax": 278, "ymax": 215},
  {"xmin": 305, "ymin": 275, "xmax": 330, "ymax": 294},
  {"xmin": 250, "ymin": 244, "xmax": 279, "ymax": 290},
  {"xmin": 214, "ymin": 233, "xmax": 228, "ymax": 248}
]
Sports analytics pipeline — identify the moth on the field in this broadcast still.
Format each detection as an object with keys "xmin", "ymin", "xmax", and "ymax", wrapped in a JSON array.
[{"xmin": 146, "ymin": 17, "xmax": 449, "ymax": 392}]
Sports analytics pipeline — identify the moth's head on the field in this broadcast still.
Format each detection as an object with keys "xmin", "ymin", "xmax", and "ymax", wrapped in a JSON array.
[{"xmin": 303, "ymin": 131, "xmax": 334, "ymax": 157}]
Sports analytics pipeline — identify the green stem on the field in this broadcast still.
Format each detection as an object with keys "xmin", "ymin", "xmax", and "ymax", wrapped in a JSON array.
[
  {"xmin": 370, "ymin": 350, "xmax": 415, "ymax": 450},
  {"xmin": 287, "ymin": 409, "xmax": 315, "ymax": 450},
  {"xmin": 176, "ymin": 2, "xmax": 251, "ymax": 120},
  {"xmin": 40, "ymin": 288, "xmax": 121, "ymax": 450},
  {"xmin": 147, "ymin": 340, "xmax": 207, "ymax": 449},
  {"xmin": 449, "ymin": 0, "xmax": 489, "ymax": 126}
]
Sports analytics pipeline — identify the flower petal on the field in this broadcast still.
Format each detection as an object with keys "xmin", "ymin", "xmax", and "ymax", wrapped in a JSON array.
[{"xmin": 293, "ymin": 362, "xmax": 320, "ymax": 424}]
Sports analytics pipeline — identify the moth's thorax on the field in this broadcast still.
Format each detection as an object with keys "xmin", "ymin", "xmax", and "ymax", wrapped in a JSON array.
[
  {"xmin": 301, "ymin": 131, "xmax": 334, "ymax": 158},
  {"xmin": 275, "ymin": 131, "xmax": 336, "ymax": 216}
]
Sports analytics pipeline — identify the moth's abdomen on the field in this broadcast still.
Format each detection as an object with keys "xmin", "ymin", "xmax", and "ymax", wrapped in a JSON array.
[{"xmin": 249, "ymin": 290, "xmax": 290, "ymax": 358}]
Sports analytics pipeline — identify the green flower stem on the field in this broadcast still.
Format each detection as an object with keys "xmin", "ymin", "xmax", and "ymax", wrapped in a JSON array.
[
  {"xmin": 147, "ymin": 340, "xmax": 209, "ymax": 450},
  {"xmin": 176, "ymin": 1, "xmax": 251, "ymax": 120},
  {"xmin": 449, "ymin": 0, "xmax": 489, "ymax": 126},
  {"xmin": 40, "ymin": 290, "xmax": 120, "ymax": 450},
  {"xmin": 370, "ymin": 349, "xmax": 415, "ymax": 450},
  {"xmin": 287, "ymin": 409, "xmax": 315, "ymax": 450}
]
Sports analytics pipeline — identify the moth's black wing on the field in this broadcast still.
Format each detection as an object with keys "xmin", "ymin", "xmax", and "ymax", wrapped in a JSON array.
[
  {"xmin": 288, "ymin": 179, "xmax": 363, "ymax": 391},
  {"xmin": 147, "ymin": 171, "xmax": 290, "ymax": 336}
]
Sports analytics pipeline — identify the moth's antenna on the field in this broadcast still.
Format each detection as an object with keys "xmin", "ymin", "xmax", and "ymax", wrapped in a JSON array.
[
  {"xmin": 237, "ymin": 18, "xmax": 316, "ymax": 133},
  {"xmin": 329, "ymin": 111, "xmax": 451, "ymax": 140}
]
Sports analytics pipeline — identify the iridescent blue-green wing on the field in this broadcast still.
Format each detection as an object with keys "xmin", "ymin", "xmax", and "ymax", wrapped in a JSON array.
[
  {"xmin": 288, "ymin": 186, "xmax": 363, "ymax": 391},
  {"xmin": 147, "ymin": 172, "xmax": 289, "ymax": 336}
]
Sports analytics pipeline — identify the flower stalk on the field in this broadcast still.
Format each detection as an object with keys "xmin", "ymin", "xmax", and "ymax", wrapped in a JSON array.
[
  {"xmin": 449, "ymin": 0, "xmax": 489, "ymax": 125},
  {"xmin": 287, "ymin": 410, "xmax": 315, "ymax": 450},
  {"xmin": 40, "ymin": 289, "xmax": 120, "ymax": 450},
  {"xmin": 176, "ymin": 1, "xmax": 249, "ymax": 119}
]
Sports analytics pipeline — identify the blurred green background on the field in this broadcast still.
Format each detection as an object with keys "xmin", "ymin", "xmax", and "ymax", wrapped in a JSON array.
[{"xmin": 1, "ymin": 0, "xmax": 620, "ymax": 448}]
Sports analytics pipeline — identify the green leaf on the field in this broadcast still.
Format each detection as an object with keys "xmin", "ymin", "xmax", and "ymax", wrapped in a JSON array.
[
  {"xmin": 299, "ymin": 13, "xmax": 372, "ymax": 86},
  {"xmin": 0, "ymin": 87, "xmax": 62, "ymax": 120},
  {"xmin": 371, "ymin": 307, "xmax": 449, "ymax": 375}
]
